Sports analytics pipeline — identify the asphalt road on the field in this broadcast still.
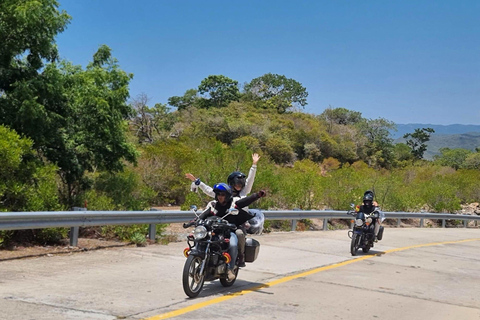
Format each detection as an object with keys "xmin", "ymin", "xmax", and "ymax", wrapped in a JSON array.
[{"xmin": 0, "ymin": 228, "xmax": 479, "ymax": 320}]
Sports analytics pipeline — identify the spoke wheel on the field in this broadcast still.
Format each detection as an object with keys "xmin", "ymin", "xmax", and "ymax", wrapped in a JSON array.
[
  {"xmin": 350, "ymin": 233, "xmax": 360, "ymax": 256},
  {"xmin": 182, "ymin": 255, "xmax": 205, "ymax": 298}
]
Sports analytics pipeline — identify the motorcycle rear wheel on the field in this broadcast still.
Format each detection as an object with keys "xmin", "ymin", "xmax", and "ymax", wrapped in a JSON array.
[
  {"xmin": 220, "ymin": 266, "xmax": 238, "ymax": 287},
  {"xmin": 182, "ymin": 255, "xmax": 205, "ymax": 298},
  {"xmin": 350, "ymin": 233, "xmax": 360, "ymax": 256}
]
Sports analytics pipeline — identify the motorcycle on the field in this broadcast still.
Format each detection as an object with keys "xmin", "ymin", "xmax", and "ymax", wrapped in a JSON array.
[
  {"xmin": 347, "ymin": 204, "xmax": 384, "ymax": 256},
  {"xmin": 181, "ymin": 205, "xmax": 261, "ymax": 298}
]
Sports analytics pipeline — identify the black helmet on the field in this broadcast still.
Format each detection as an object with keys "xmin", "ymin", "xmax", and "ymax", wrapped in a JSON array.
[
  {"xmin": 364, "ymin": 190, "xmax": 374, "ymax": 198},
  {"xmin": 213, "ymin": 183, "xmax": 232, "ymax": 202},
  {"xmin": 227, "ymin": 171, "xmax": 246, "ymax": 189},
  {"xmin": 363, "ymin": 193, "xmax": 374, "ymax": 202},
  {"xmin": 363, "ymin": 192, "xmax": 374, "ymax": 207}
]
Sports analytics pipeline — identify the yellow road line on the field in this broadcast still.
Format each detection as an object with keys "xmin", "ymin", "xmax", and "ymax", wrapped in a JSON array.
[{"xmin": 144, "ymin": 237, "xmax": 480, "ymax": 320}]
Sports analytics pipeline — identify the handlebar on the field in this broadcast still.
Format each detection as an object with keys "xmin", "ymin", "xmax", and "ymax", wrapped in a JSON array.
[{"xmin": 183, "ymin": 220, "xmax": 195, "ymax": 228}]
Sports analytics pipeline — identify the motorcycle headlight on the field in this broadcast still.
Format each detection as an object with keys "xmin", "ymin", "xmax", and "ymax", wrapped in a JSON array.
[
  {"xmin": 193, "ymin": 226, "xmax": 208, "ymax": 240},
  {"xmin": 366, "ymin": 217, "xmax": 373, "ymax": 225},
  {"xmin": 355, "ymin": 219, "xmax": 364, "ymax": 227}
]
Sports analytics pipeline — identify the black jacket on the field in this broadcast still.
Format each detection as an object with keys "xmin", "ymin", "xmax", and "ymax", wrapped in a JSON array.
[{"xmin": 198, "ymin": 192, "xmax": 262, "ymax": 226}]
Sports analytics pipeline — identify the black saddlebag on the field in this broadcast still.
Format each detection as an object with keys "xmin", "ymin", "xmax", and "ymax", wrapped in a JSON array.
[{"xmin": 245, "ymin": 238, "xmax": 260, "ymax": 263}]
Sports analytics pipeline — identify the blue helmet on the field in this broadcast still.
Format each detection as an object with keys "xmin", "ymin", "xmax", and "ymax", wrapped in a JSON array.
[{"xmin": 213, "ymin": 183, "xmax": 232, "ymax": 202}]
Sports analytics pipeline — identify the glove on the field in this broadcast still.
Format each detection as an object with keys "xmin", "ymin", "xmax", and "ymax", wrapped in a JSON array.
[
  {"xmin": 190, "ymin": 182, "xmax": 198, "ymax": 192},
  {"xmin": 183, "ymin": 219, "xmax": 196, "ymax": 228},
  {"xmin": 257, "ymin": 190, "xmax": 266, "ymax": 198}
]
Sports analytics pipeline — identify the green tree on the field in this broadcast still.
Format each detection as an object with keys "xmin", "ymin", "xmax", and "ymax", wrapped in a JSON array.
[
  {"xmin": 244, "ymin": 73, "xmax": 308, "ymax": 113},
  {"xmin": 0, "ymin": 125, "xmax": 60, "ymax": 212},
  {"xmin": 0, "ymin": 0, "xmax": 70, "ymax": 81},
  {"xmin": 1, "ymin": 2, "xmax": 137, "ymax": 205},
  {"xmin": 393, "ymin": 143, "xmax": 414, "ymax": 166},
  {"xmin": 319, "ymin": 107, "xmax": 362, "ymax": 133},
  {"xmin": 357, "ymin": 118, "xmax": 396, "ymax": 168},
  {"xmin": 464, "ymin": 152, "xmax": 480, "ymax": 170},
  {"xmin": 57, "ymin": 46, "xmax": 138, "ymax": 203},
  {"xmin": 403, "ymin": 128, "xmax": 435, "ymax": 160},
  {"xmin": 198, "ymin": 75, "xmax": 240, "ymax": 108},
  {"xmin": 434, "ymin": 148, "xmax": 472, "ymax": 169},
  {"xmin": 167, "ymin": 88, "xmax": 199, "ymax": 110}
]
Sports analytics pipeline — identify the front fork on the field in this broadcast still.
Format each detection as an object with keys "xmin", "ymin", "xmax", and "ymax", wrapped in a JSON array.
[{"xmin": 198, "ymin": 242, "xmax": 210, "ymax": 275}]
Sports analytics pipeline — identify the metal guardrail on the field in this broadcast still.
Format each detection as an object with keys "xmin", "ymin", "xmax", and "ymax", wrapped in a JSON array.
[{"xmin": 1, "ymin": 209, "xmax": 479, "ymax": 246}]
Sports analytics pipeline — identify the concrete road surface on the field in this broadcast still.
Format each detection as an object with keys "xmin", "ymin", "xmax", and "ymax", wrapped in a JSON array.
[{"xmin": 0, "ymin": 228, "xmax": 479, "ymax": 320}]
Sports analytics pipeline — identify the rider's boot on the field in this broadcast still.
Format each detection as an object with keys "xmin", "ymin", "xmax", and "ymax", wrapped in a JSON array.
[
  {"xmin": 238, "ymin": 254, "xmax": 246, "ymax": 267},
  {"xmin": 227, "ymin": 268, "xmax": 236, "ymax": 281}
]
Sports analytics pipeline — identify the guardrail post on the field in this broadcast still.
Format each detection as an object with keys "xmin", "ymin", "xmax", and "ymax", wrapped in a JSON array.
[
  {"xmin": 442, "ymin": 219, "xmax": 446, "ymax": 228},
  {"xmin": 420, "ymin": 219, "xmax": 424, "ymax": 228},
  {"xmin": 148, "ymin": 208, "xmax": 160, "ymax": 240},
  {"xmin": 291, "ymin": 219, "xmax": 297, "ymax": 231},
  {"xmin": 397, "ymin": 219, "xmax": 401, "ymax": 227},
  {"xmin": 323, "ymin": 218, "xmax": 328, "ymax": 231},
  {"xmin": 463, "ymin": 220, "xmax": 468, "ymax": 228},
  {"xmin": 70, "ymin": 207, "xmax": 86, "ymax": 247},
  {"xmin": 148, "ymin": 224, "xmax": 156, "ymax": 240}
]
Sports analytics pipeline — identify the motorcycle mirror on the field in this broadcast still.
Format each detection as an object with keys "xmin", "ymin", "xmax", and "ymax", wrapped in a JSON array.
[
  {"xmin": 229, "ymin": 208, "xmax": 239, "ymax": 216},
  {"xmin": 350, "ymin": 203, "xmax": 355, "ymax": 209},
  {"xmin": 190, "ymin": 205, "xmax": 200, "ymax": 218}
]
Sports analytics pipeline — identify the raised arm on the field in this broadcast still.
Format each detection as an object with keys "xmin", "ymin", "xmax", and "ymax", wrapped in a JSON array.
[
  {"xmin": 185, "ymin": 173, "xmax": 215, "ymax": 198},
  {"xmin": 241, "ymin": 153, "xmax": 260, "ymax": 196}
]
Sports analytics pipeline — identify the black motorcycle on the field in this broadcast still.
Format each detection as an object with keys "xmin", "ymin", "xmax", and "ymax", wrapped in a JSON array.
[
  {"xmin": 181, "ymin": 206, "xmax": 260, "ymax": 298},
  {"xmin": 347, "ymin": 205, "xmax": 384, "ymax": 256}
]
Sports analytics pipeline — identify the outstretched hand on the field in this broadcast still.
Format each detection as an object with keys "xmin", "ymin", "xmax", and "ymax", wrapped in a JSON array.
[
  {"xmin": 252, "ymin": 153, "xmax": 260, "ymax": 165},
  {"xmin": 185, "ymin": 173, "xmax": 196, "ymax": 182},
  {"xmin": 257, "ymin": 190, "xmax": 266, "ymax": 198}
]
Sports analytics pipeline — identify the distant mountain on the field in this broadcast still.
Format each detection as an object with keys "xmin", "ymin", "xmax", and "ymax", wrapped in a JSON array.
[
  {"xmin": 391, "ymin": 124, "xmax": 480, "ymax": 139},
  {"xmin": 392, "ymin": 124, "xmax": 480, "ymax": 160}
]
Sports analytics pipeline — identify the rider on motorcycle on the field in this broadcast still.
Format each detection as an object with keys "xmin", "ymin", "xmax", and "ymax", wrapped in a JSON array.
[
  {"xmin": 356, "ymin": 191, "xmax": 385, "ymax": 241},
  {"xmin": 185, "ymin": 153, "xmax": 261, "ymax": 267},
  {"xmin": 195, "ymin": 183, "xmax": 266, "ymax": 280}
]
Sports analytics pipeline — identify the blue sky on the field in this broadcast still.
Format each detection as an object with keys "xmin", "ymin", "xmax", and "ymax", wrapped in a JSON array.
[{"xmin": 56, "ymin": 1, "xmax": 480, "ymax": 125}]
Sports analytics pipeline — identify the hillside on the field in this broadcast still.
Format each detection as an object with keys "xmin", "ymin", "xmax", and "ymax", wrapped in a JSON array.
[
  {"xmin": 423, "ymin": 132, "xmax": 480, "ymax": 159},
  {"xmin": 392, "ymin": 124, "xmax": 480, "ymax": 159},
  {"xmin": 392, "ymin": 124, "xmax": 480, "ymax": 139}
]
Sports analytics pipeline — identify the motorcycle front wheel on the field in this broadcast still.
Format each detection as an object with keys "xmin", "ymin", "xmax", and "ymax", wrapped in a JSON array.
[
  {"xmin": 350, "ymin": 233, "xmax": 360, "ymax": 256},
  {"xmin": 182, "ymin": 255, "xmax": 205, "ymax": 298}
]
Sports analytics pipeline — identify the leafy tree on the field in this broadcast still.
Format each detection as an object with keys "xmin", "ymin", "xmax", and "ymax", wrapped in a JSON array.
[
  {"xmin": 1, "ymin": 2, "xmax": 137, "ymax": 205},
  {"xmin": 0, "ymin": 0, "xmax": 70, "ymax": 83},
  {"xmin": 0, "ymin": 125, "xmax": 60, "ymax": 211},
  {"xmin": 403, "ymin": 128, "xmax": 435, "ymax": 160},
  {"xmin": 198, "ymin": 75, "xmax": 240, "ymax": 108},
  {"xmin": 393, "ymin": 143, "xmax": 414, "ymax": 165},
  {"xmin": 319, "ymin": 107, "xmax": 362, "ymax": 133},
  {"xmin": 244, "ymin": 73, "xmax": 308, "ymax": 113},
  {"xmin": 357, "ymin": 118, "xmax": 396, "ymax": 168},
  {"xmin": 464, "ymin": 152, "xmax": 480, "ymax": 170},
  {"xmin": 434, "ymin": 148, "xmax": 472, "ymax": 169},
  {"xmin": 264, "ymin": 137, "xmax": 296, "ymax": 164},
  {"xmin": 167, "ymin": 89, "xmax": 199, "ymax": 110}
]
